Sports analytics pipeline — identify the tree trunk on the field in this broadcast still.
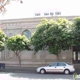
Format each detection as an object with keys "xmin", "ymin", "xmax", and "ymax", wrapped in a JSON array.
[
  {"xmin": 56, "ymin": 50, "xmax": 61, "ymax": 60},
  {"xmin": 17, "ymin": 53, "xmax": 21, "ymax": 68},
  {"xmin": 57, "ymin": 54, "xmax": 59, "ymax": 60},
  {"xmin": 15, "ymin": 52, "xmax": 21, "ymax": 68}
]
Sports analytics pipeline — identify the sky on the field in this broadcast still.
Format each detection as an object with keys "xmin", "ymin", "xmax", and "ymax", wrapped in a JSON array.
[{"xmin": 0, "ymin": 0, "xmax": 80, "ymax": 20}]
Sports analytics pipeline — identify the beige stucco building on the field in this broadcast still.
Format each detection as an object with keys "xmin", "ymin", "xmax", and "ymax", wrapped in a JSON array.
[{"xmin": 0, "ymin": 16, "xmax": 79, "ymax": 67}]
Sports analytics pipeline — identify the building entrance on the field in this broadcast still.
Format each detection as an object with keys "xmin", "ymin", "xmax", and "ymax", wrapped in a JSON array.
[{"xmin": 73, "ymin": 46, "xmax": 80, "ymax": 63}]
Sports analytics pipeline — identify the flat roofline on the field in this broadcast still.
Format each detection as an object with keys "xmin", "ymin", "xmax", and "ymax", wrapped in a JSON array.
[
  {"xmin": 0, "ymin": 15, "xmax": 79, "ymax": 21},
  {"xmin": 0, "ymin": 16, "xmax": 79, "ymax": 24}
]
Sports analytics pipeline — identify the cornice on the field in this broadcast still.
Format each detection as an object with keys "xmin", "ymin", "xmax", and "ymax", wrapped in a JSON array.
[{"xmin": 0, "ymin": 16, "xmax": 79, "ymax": 24}]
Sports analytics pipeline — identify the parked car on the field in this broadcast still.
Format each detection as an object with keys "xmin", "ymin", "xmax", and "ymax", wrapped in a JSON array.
[{"xmin": 36, "ymin": 62, "xmax": 75, "ymax": 74}]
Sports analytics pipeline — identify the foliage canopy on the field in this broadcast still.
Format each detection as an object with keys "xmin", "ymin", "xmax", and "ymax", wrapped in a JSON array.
[
  {"xmin": 31, "ymin": 18, "xmax": 72, "ymax": 56},
  {"xmin": 72, "ymin": 17, "xmax": 80, "ymax": 46},
  {"xmin": 0, "ymin": 29, "xmax": 6, "ymax": 51},
  {"xmin": 6, "ymin": 34, "xmax": 30, "ymax": 52}
]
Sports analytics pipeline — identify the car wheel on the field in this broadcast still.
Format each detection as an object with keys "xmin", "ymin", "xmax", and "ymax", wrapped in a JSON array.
[
  {"xmin": 40, "ymin": 69, "xmax": 46, "ymax": 74},
  {"xmin": 64, "ymin": 69, "xmax": 70, "ymax": 74}
]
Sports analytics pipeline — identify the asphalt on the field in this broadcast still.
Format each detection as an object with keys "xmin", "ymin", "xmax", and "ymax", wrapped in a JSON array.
[
  {"xmin": 0, "ymin": 66, "xmax": 37, "ymax": 73},
  {"xmin": 0, "ymin": 66, "xmax": 80, "ymax": 74}
]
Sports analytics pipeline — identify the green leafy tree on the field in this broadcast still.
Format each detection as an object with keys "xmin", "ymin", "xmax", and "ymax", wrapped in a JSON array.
[
  {"xmin": 0, "ymin": 29, "xmax": 6, "ymax": 51},
  {"xmin": 56, "ymin": 18, "xmax": 72, "ymax": 51},
  {"xmin": 6, "ymin": 34, "xmax": 30, "ymax": 68},
  {"xmin": 72, "ymin": 17, "xmax": 80, "ymax": 46},
  {"xmin": 31, "ymin": 18, "xmax": 72, "ymax": 59}
]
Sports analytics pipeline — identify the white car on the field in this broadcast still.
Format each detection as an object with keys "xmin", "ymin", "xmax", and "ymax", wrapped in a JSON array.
[{"xmin": 36, "ymin": 62, "xmax": 75, "ymax": 74}]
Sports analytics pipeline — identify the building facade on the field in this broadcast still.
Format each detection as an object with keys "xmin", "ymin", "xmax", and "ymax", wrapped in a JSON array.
[{"xmin": 0, "ymin": 16, "xmax": 79, "ymax": 67}]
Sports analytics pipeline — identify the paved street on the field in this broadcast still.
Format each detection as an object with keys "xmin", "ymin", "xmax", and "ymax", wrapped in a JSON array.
[
  {"xmin": 0, "ymin": 66, "xmax": 37, "ymax": 73},
  {"xmin": 0, "ymin": 72, "xmax": 76, "ymax": 80},
  {"xmin": 0, "ymin": 66, "xmax": 80, "ymax": 74},
  {"xmin": 0, "ymin": 66, "xmax": 80, "ymax": 80}
]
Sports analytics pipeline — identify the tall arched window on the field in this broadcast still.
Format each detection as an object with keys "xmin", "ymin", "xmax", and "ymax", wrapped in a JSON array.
[{"xmin": 22, "ymin": 30, "xmax": 31, "ymax": 38}]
